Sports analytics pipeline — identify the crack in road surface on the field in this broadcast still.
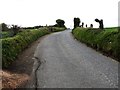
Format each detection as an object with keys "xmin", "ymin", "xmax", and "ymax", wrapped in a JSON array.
[{"xmin": 34, "ymin": 30, "xmax": 118, "ymax": 88}]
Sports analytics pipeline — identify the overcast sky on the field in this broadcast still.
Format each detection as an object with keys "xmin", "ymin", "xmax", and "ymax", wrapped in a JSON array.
[{"xmin": 0, "ymin": 0, "xmax": 119, "ymax": 28}]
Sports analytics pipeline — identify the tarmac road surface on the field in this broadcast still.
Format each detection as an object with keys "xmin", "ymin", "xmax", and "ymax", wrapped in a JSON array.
[{"xmin": 34, "ymin": 30, "xmax": 118, "ymax": 88}]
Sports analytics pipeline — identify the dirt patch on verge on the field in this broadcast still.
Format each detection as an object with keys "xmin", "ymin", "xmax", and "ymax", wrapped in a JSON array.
[
  {"xmin": 1, "ymin": 35, "xmax": 47, "ymax": 89},
  {"xmin": 1, "ymin": 70, "xmax": 29, "ymax": 89}
]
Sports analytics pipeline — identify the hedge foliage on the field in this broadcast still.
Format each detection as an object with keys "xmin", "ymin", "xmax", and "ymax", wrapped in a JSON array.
[
  {"xmin": 72, "ymin": 27, "xmax": 120, "ymax": 61},
  {"xmin": 1, "ymin": 31, "xmax": 14, "ymax": 38},
  {"xmin": 2, "ymin": 28, "xmax": 50, "ymax": 68},
  {"xmin": 51, "ymin": 27, "xmax": 66, "ymax": 32},
  {"xmin": 2, "ymin": 27, "xmax": 66, "ymax": 68}
]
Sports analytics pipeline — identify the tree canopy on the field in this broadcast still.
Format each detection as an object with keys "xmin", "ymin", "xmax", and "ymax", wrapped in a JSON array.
[
  {"xmin": 1, "ymin": 23, "xmax": 9, "ymax": 31},
  {"xmin": 74, "ymin": 18, "xmax": 81, "ymax": 29},
  {"xmin": 55, "ymin": 19, "xmax": 66, "ymax": 28}
]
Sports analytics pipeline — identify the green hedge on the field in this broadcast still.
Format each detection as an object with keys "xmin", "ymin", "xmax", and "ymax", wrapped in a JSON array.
[
  {"xmin": 72, "ymin": 27, "xmax": 120, "ymax": 61},
  {"xmin": 51, "ymin": 27, "xmax": 66, "ymax": 32},
  {"xmin": 2, "ymin": 27, "xmax": 66, "ymax": 68},
  {"xmin": 2, "ymin": 29, "xmax": 50, "ymax": 68},
  {"xmin": 0, "ymin": 31, "xmax": 14, "ymax": 39}
]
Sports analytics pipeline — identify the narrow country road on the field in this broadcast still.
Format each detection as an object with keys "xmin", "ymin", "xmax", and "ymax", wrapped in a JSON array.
[{"xmin": 34, "ymin": 30, "xmax": 118, "ymax": 88}]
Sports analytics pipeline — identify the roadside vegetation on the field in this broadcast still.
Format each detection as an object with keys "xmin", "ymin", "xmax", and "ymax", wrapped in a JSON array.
[
  {"xmin": 72, "ymin": 27, "xmax": 120, "ymax": 61},
  {"xmin": 2, "ymin": 28, "xmax": 50, "ymax": 68},
  {"xmin": 1, "ymin": 19, "xmax": 66, "ymax": 68},
  {"xmin": 72, "ymin": 17, "xmax": 120, "ymax": 61}
]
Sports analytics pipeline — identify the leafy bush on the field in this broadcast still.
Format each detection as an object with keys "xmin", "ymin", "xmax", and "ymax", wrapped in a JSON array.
[
  {"xmin": 72, "ymin": 27, "xmax": 120, "ymax": 61},
  {"xmin": 1, "ymin": 31, "xmax": 14, "ymax": 38},
  {"xmin": 51, "ymin": 27, "xmax": 66, "ymax": 32},
  {"xmin": 2, "ymin": 29, "xmax": 50, "ymax": 68}
]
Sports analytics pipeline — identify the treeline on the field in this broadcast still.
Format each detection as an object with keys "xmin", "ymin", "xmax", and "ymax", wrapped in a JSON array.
[
  {"xmin": 22, "ymin": 25, "xmax": 44, "ymax": 29},
  {"xmin": 1, "ymin": 18, "xmax": 66, "ymax": 30},
  {"xmin": 73, "ymin": 17, "xmax": 104, "ymax": 29},
  {"xmin": 0, "ymin": 19, "xmax": 66, "ymax": 38}
]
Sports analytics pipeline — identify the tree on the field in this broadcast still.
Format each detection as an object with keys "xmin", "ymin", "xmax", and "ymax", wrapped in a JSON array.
[
  {"xmin": 56, "ymin": 19, "xmax": 66, "ymax": 27},
  {"xmin": 11, "ymin": 25, "xmax": 20, "ymax": 35},
  {"xmin": 90, "ymin": 24, "xmax": 93, "ymax": 28},
  {"xmin": 1, "ymin": 23, "xmax": 9, "ymax": 31},
  {"xmin": 95, "ymin": 18, "xmax": 104, "ymax": 29},
  {"xmin": 81, "ymin": 22, "xmax": 84, "ymax": 27},
  {"xmin": 74, "ymin": 18, "xmax": 80, "ymax": 29}
]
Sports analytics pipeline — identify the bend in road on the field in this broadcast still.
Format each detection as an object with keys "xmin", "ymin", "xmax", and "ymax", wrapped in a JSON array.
[{"xmin": 34, "ymin": 30, "xmax": 118, "ymax": 88}]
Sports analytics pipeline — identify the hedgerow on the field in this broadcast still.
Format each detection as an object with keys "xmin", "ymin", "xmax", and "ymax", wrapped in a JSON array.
[
  {"xmin": 72, "ymin": 27, "xmax": 120, "ymax": 61},
  {"xmin": 51, "ymin": 27, "xmax": 66, "ymax": 32},
  {"xmin": 2, "ymin": 27, "xmax": 66, "ymax": 68},
  {"xmin": 2, "ymin": 29, "xmax": 50, "ymax": 68},
  {"xmin": 1, "ymin": 31, "xmax": 14, "ymax": 38}
]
